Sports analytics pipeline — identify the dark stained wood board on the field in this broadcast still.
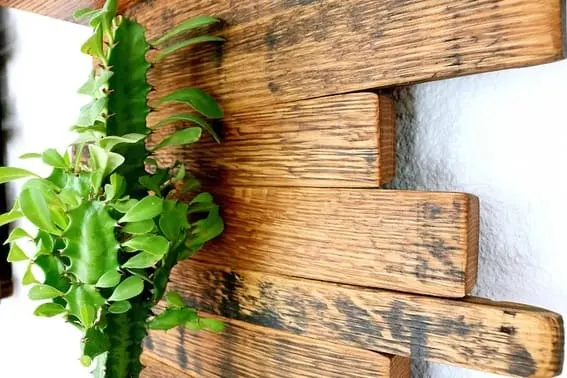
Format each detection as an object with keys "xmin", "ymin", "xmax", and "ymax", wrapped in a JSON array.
[
  {"xmin": 141, "ymin": 353, "xmax": 194, "ymax": 378},
  {"xmin": 144, "ymin": 317, "xmax": 410, "ymax": 378},
  {"xmin": 168, "ymin": 260, "xmax": 565, "ymax": 378},
  {"xmin": 150, "ymin": 92, "xmax": 395, "ymax": 187},
  {"xmin": 132, "ymin": 0, "xmax": 564, "ymax": 113},
  {"xmin": 188, "ymin": 187, "xmax": 479, "ymax": 298},
  {"xmin": 3, "ymin": 0, "xmax": 137, "ymax": 22}
]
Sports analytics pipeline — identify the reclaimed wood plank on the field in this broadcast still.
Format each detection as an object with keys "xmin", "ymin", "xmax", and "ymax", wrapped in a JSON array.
[
  {"xmin": 0, "ymin": 279, "xmax": 12, "ymax": 299},
  {"xmin": 4, "ymin": 0, "xmax": 136, "ymax": 22},
  {"xmin": 144, "ymin": 317, "xmax": 409, "ymax": 378},
  {"xmin": 133, "ymin": 0, "xmax": 564, "ymax": 113},
  {"xmin": 151, "ymin": 92, "xmax": 395, "ymax": 187},
  {"xmin": 170, "ymin": 260, "xmax": 565, "ymax": 378},
  {"xmin": 141, "ymin": 353, "xmax": 194, "ymax": 378},
  {"xmin": 190, "ymin": 187, "xmax": 479, "ymax": 297}
]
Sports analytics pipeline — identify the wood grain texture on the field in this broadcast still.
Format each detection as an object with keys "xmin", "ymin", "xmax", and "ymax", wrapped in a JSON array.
[
  {"xmin": 190, "ymin": 187, "xmax": 479, "ymax": 297},
  {"xmin": 133, "ymin": 0, "xmax": 564, "ymax": 113},
  {"xmin": 144, "ymin": 317, "xmax": 409, "ymax": 378},
  {"xmin": 0, "ymin": 279, "xmax": 12, "ymax": 299},
  {"xmin": 151, "ymin": 92, "xmax": 395, "ymax": 187},
  {"xmin": 4, "ymin": 0, "xmax": 137, "ymax": 21},
  {"xmin": 141, "ymin": 353, "xmax": 194, "ymax": 378},
  {"xmin": 170, "ymin": 260, "xmax": 565, "ymax": 378}
]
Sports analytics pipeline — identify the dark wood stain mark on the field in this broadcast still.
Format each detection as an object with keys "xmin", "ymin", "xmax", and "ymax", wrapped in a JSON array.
[
  {"xmin": 144, "ymin": 335, "xmax": 155, "ymax": 351},
  {"xmin": 176, "ymin": 326, "xmax": 188, "ymax": 369},
  {"xmin": 508, "ymin": 344, "xmax": 537, "ymax": 377},
  {"xmin": 422, "ymin": 203, "xmax": 443, "ymax": 220},
  {"xmin": 500, "ymin": 326, "xmax": 517, "ymax": 336},
  {"xmin": 335, "ymin": 295, "xmax": 383, "ymax": 344},
  {"xmin": 438, "ymin": 315, "xmax": 473, "ymax": 337}
]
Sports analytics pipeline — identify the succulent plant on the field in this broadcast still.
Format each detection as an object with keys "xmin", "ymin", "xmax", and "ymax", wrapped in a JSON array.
[{"xmin": 1, "ymin": 1, "xmax": 224, "ymax": 376}]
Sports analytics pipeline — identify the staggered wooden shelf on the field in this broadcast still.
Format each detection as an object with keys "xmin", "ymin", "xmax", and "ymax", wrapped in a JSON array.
[{"xmin": 5, "ymin": 0, "xmax": 566, "ymax": 377}]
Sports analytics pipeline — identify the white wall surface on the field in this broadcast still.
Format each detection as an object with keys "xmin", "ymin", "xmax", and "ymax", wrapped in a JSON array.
[{"xmin": 0, "ymin": 7, "xmax": 565, "ymax": 378}]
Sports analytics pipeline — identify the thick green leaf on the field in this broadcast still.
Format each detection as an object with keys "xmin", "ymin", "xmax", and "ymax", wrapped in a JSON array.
[
  {"xmin": 72, "ymin": 122, "xmax": 107, "ymax": 134},
  {"xmin": 29, "ymin": 284, "xmax": 64, "ymax": 300},
  {"xmin": 152, "ymin": 127, "xmax": 202, "ymax": 151},
  {"xmin": 121, "ymin": 219, "xmax": 155, "ymax": 235},
  {"xmin": 105, "ymin": 152, "xmax": 125, "ymax": 177},
  {"xmin": 108, "ymin": 301, "xmax": 131, "ymax": 314},
  {"xmin": 95, "ymin": 270, "xmax": 122, "ymax": 288},
  {"xmin": 187, "ymin": 206, "xmax": 224, "ymax": 249},
  {"xmin": 106, "ymin": 173, "xmax": 126, "ymax": 201},
  {"xmin": 73, "ymin": 8, "xmax": 96, "ymax": 19},
  {"xmin": 118, "ymin": 196, "xmax": 162, "ymax": 223},
  {"xmin": 78, "ymin": 70, "xmax": 114, "ymax": 96},
  {"xmin": 110, "ymin": 198, "xmax": 138, "ymax": 213},
  {"xmin": 188, "ymin": 192, "xmax": 217, "ymax": 214},
  {"xmin": 83, "ymin": 328, "xmax": 109, "ymax": 361},
  {"xmin": 99, "ymin": 134, "xmax": 146, "ymax": 151},
  {"xmin": 200, "ymin": 317, "xmax": 225, "ymax": 333},
  {"xmin": 0, "ymin": 167, "xmax": 38, "ymax": 184},
  {"xmin": 34, "ymin": 302, "xmax": 66, "ymax": 317},
  {"xmin": 22, "ymin": 263, "xmax": 39, "ymax": 285},
  {"xmin": 77, "ymin": 97, "xmax": 106, "ymax": 126},
  {"xmin": 159, "ymin": 201, "xmax": 189, "ymax": 241},
  {"xmin": 42, "ymin": 149, "xmax": 69, "ymax": 169},
  {"xmin": 5, "ymin": 227, "xmax": 34, "ymax": 244},
  {"xmin": 0, "ymin": 209, "xmax": 23, "ymax": 228},
  {"xmin": 35, "ymin": 255, "xmax": 70, "ymax": 292},
  {"xmin": 19, "ymin": 152, "xmax": 42, "ymax": 159},
  {"xmin": 59, "ymin": 187, "xmax": 82, "ymax": 209},
  {"xmin": 138, "ymin": 175, "xmax": 162, "ymax": 195},
  {"xmin": 154, "ymin": 35, "xmax": 225, "ymax": 62},
  {"xmin": 149, "ymin": 307, "xmax": 196, "ymax": 330},
  {"xmin": 7, "ymin": 243, "xmax": 28, "ymax": 262},
  {"xmin": 108, "ymin": 276, "xmax": 144, "ymax": 302},
  {"xmin": 165, "ymin": 291, "xmax": 185, "ymax": 308},
  {"xmin": 153, "ymin": 113, "xmax": 220, "ymax": 143},
  {"xmin": 62, "ymin": 201, "xmax": 120, "ymax": 284},
  {"xmin": 122, "ymin": 251, "xmax": 161, "ymax": 269},
  {"xmin": 151, "ymin": 16, "xmax": 221, "ymax": 45},
  {"xmin": 122, "ymin": 235, "xmax": 169, "ymax": 257},
  {"xmin": 35, "ymin": 230, "xmax": 55, "ymax": 255},
  {"xmin": 158, "ymin": 88, "xmax": 223, "ymax": 119},
  {"xmin": 19, "ymin": 185, "xmax": 65, "ymax": 235},
  {"xmin": 65, "ymin": 284, "xmax": 105, "ymax": 327}
]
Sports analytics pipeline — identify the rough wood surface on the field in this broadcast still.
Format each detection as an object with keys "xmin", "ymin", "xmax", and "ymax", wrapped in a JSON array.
[
  {"xmin": 144, "ymin": 317, "xmax": 409, "ymax": 378},
  {"xmin": 0, "ymin": 279, "xmax": 12, "ymax": 299},
  {"xmin": 4, "ymin": 0, "xmax": 137, "ymax": 21},
  {"xmin": 151, "ymin": 92, "xmax": 395, "ymax": 187},
  {"xmin": 190, "ymin": 187, "xmax": 479, "ymax": 297},
  {"xmin": 170, "ymin": 260, "xmax": 565, "ymax": 378},
  {"xmin": 134, "ymin": 0, "xmax": 564, "ymax": 113},
  {"xmin": 141, "ymin": 353, "xmax": 193, "ymax": 378}
]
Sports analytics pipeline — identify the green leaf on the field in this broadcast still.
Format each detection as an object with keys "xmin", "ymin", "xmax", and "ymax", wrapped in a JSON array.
[
  {"xmin": 81, "ymin": 25, "xmax": 104, "ymax": 59},
  {"xmin": 158, "ymin": 88, "xmax": 223, "ymax": 119},
  {"xmin": 95, "ymin": 270, "xmax": 122, "ymax": 288},
  {"xmin": 34, "ymin": 302, "xmax": 66, "ymax": 317},
  {"xmin": 159, "ymin": 201, "xmax": 189, "ymax": 241},
  {"xmin": 153, "ymin": 113, "xmax": 220, "ymax": 143},
  {"xmin": 22, "ymin": 263, "xmax": 39, "ymax": 285},
  {"xmin": 59, "ymin": 187, "xmax": 82, "ymax": 209},
  {"xmin": 165, "ymin": 291, "xmax": 185, "ymax": 308},
  {"xmin": 83, "ymin": 328, "xmax": 109, "ymax": 361},
  {"xmin": 42, "ymin": 149, "xmax": 69, "ymax": 169},
  {"xmin": 73, "ymin": 8, "xmax": 97, "ymax": 20},
  {"xmin": 118, "ymin": 196, "xmax": 162, "ymax": 223},
  {"xmin": 5, "ymin": 227, "xmax": 34, "ymax": 244},
  {"xmin": 78, "ymin": 70, "xmax": 114, "ymax": 96},
  {"xmin": 65, "ymin": 285, "xmax": 105, "ymax": 327},
  {"xmin": 19, "ymin": 185, "xmax": 65, "ymax": 235},
  {"xmin": 105, "ymin": 152, "xmax": 125, "ymax": 177},
  {"xmin": 200, "ymin": 317, "xmax": 225, "ymax": 333},
  {"xmin": 62, "ymin": 202, "xmax": 120, "ymax": 284},
  {"xmin": 0, "ymin": 167, "xmax": 38, "ymax": 184},
  {"xmin": 149, "ymin": 308, "xmax": 196, "ymax": 330},
  {"xmin": 7, "ymin": 243, "xmax": 28, "ymax": 262},
  {"xmin": 154, "ymin": 35, "xmax": 225, "ymax": 62},
  {"xmin": 110, "ymin": 198, "xmax": 138, "ymax": 213},
  {"xmin": 121, "ymin": 219, "xmax": 155, "ymax": 235},
  {"xmin": 99, "ymin": 134, "xmax": 146, "ymax": 151},
  {"xmin": 29, "ymin": 284, "xmax": 64, "ymax": 300},
  {"xmin": 106, "ymin": 173, "xmax": 126, "ymax": 201},
  {"xmin": 181, "ymin": 175, "xmax": 201, "ymax": 193},
  {"xmin": 122, "ymin": 251, "xmax": 161, "ymax": 269},
  {"xmin": 19, "ymin": 152, "xmax": 42, "ymax": 159},
  {"xmin": 108, "ymin": 301, "xmax": 131, "ymax": 314},
  {"xmin": 187, "ymin": 206, "xmax": 224, "ymax": 249},
  {"xmin": 77, "ymin": 97, "xmax": 106, "ymax": 127},
  {"xmin": 151, "ymin": 16, "xmax": 221, "ymax": 45},
  {"xmin": 122, "ymin": 235, "xmax": 169, "ymax": 257},
  {"xmin": 0, "ymin": 209, "xmax": 23, "ymax": 228},
  {"xmin": 138, "ymin": 175, "xmax": 162, "ymax": 195},
  {"xmin": 35, "ymin": 255, "xmax": 70, "ymax": 292},
  {"xmin": 188, "ymin": 192, "xmax": 217, "ymax": 214},
  {"xmin": 108, "ymin": 276, "xmax": 144, "ymax": 302},
  {"xmin": 152, "ymin": 127, "xmax": 202, "ymax": 151},
  {"xmin": 72, "ymin": 122, "xmax": 107, "ymax": 134}
]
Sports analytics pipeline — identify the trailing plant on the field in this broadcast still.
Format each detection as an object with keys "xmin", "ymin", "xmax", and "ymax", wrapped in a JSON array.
[{"xmin": 1, "ymin": 1, "xmax": 225, "ymax": 376}]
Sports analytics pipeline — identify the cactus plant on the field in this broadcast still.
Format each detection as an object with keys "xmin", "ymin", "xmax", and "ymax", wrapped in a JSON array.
[{"xmin": 0, "ymin": 1, "xmax": 225, "ymax": 376}]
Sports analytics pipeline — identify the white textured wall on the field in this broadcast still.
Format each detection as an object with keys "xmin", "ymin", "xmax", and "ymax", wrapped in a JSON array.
[{"xmin": 0, "ymin": 7, "xmax": 565, "ymax": 378}]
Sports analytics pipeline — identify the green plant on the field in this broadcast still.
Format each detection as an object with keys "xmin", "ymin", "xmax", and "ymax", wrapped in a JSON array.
[{"xmin": 0, "ymin": 1, "xmax": 225, "ymax": 376}]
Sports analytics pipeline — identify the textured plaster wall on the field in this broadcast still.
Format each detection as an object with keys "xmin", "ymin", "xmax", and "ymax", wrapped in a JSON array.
[{"xmin": 0, "ymin": 8, "xmax": 565, "ymax": 378}]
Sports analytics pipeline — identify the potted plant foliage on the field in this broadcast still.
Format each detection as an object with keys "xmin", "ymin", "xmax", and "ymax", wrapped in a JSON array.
[{"xmin": 0, "ymin": 1, "xmax": 225, "ymax": 376}]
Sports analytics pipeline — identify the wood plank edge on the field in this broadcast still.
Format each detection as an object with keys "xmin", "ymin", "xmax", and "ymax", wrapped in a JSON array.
[
  {"xmin": 464, "ymin": 194, "xmax": 480, "ymax": 295},
  {"xmin": 378, "ymin": 92, "xmax": 396, "ymax": 186}
]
